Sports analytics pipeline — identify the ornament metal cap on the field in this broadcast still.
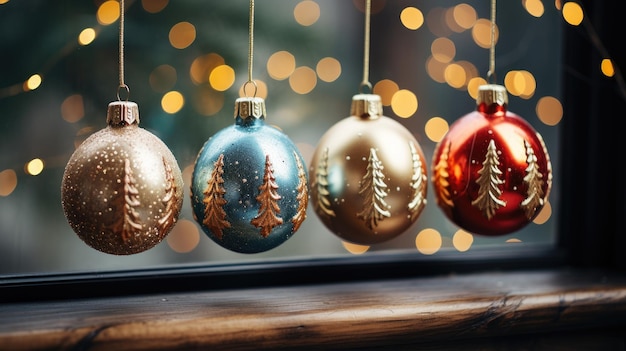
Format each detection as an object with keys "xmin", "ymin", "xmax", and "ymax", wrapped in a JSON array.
[
  {"xmin": 351, "ymin": 94, "xmax": 383, "ymax": 119},
  {"xmin": 234, "ymin": 96, "xmax": 266, "ymax": 120},
  {"xmin": 107, "ymin": 101, "xmax": 140, "ymax": 127},
  {"xmin": 477, "ymin": 84, "xmax": 508, "ymax": 107}
]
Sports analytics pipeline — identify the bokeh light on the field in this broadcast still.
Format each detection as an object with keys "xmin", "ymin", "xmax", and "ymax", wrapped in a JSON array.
[
  {"xmin": 161, "ymin": 91, "xmax": 184, "ymax": 114},
  {"xmin": 533, "ymin": 201, "xmax": 552, "ymax": 225},
  {"xmin": 61, "ymin": 94, "xmax": 85, "ymax": 123},
  {"xmin": 415, "ymin": 228, "xmax": 442, "ymax": 255},
  {"xmin": 444, "ymin": 63, "xmax": 466, "ymax": 89},
  {"xmin": 267, "ymin": 51, "xmax": 296, "ymax": 80},
  {"xmin": 505, "ymin": 70, "xmax": 536, "ymax": 99},
  {"xmin": 78, "ymin": 28, "xmax": 96, "ymax": 46},
  {"xmin": 169, "ymin": 21, "xmax": 196, "ymax": 49},
  {"xmin": 426, "ymin": 56, "xmax": 447, "ymax": 83},
  {"xmin": 536, "ymin": 96, "xmax": 563, "ymax": 126},
  {"xmin": 425, "ymin": 116, "xmax": 449, "ymax": 142},
  {"xmin": 431, "ymin": 37, "xmax": 455, "ymax": 63},
  {"xmin": 400, "ymin": 7, "xmax": 424, "ymax": 30},
  {"xmin": 467, "ymin": 77, "xmax": 487, "ymax": 99},
  {"xmin": 391, "ymin": 89, "xmax": 418, "ymax": 118},
  {"xmin": 193, "ymin": 86, "xmax": 225, "ymax": 116},
  {"xmin": 289, "ymin": 66, "xmax": 317, "ymax": 94},
  {"xmin": 26, "ymin": 158, "xmax": 44, "ymax": 176},
  {"xmin": 166, "ymin": 219, "xmax": 201, "ymax": 253},
  {"xmin": 452, "ymin": 230, "xmax": 473, "ymax": 252},
  {"xmin": 316, "ymin": 57, "xmax": 342, "ymax": 83},
  {"xmin": 238, "ymin": 79, "xmax": 268, "ymax": 99},
  {"xmin": 524, "ymin": 0, "xmax": 545, "ymax": 17},
  {"xmin": 0, "ymin": 169, "xmax": 17, "ymax": 196},
  {"xmin": 209, "ymin": 65, "xmax": 236, "ymax": 92},
  {"xmin": 562, "ymin": 1, "xmax": 583, "ymax": 26},
  {"xmin": 142, "ymin": 0, "xmax": 168, "ymax": 13},
  {"xmin": 24, "ymin": 74, "xmax": 42, "ymax": 91},
  {"xmin": 342, "ymin": 241, "xmax": 370, "ymax": 254},
  {"xmin": 294, "ymin": 0, "xmax": 320, "ymax": 26},
  {"xmin": 96, "ymin": 0, "xmax": 120, "ymax": 25},
  {"xmin": 472, "ymin": 18, "xmax": 498, "ymax": 49},
  {"xmin": 190, "ymin": 53, "xmax": 225, "ymax": 85},
  {"xmin": 373, "ymin": 79, "xmax": 399, "ymax": 106},
  {"xmin": 601, "ymin": 58, "xmax": 615, "ymax": 77},
  {"xmin": 452, "ymin": 3, "xmax": 477, "ymax": 30},
  {"xmin": 149, "ymin": 64, "xmax": 177, "ymax": 93}
]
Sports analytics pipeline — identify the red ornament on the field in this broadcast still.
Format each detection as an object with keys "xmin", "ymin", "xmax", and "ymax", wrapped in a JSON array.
[{"xmin": 431, "ymin": 84, "xmax": 552, "ymax": 236}]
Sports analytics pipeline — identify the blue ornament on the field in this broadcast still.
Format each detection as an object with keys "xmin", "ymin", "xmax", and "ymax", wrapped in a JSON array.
[{"xmin": 191, "ymin": 97, "xmax": 309, "ymax": 253}]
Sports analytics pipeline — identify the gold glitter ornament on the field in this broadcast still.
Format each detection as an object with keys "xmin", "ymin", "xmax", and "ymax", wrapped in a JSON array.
[{"xmin": 61, "ymin": 101, "xmax": 184, "ymax": 255}]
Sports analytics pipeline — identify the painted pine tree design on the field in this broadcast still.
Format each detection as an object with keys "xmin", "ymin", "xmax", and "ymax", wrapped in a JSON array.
[
  {"xmin": 158, "ymin": 156, "xmax": 179, "ymax": 231},
  {"xmin": 520, "ymin": 140, "xmax": 545, "ymax": 219},
  {"xmin": 433, "ymin": 141, "xmax": 454, "ymax": 208},
  {"xmin": 251, "ymin": 155, "xmax": 283, "ymax": 237},
  {"xmin": 291, "ymin": 151, "xmax": 308, "ymax": 233},
  {"xmin": 313, "ymin": 147, "xmax": 335, "ymax": 217},
  {"xmin": 202, "ymin": 154, "xmax": 231, "ymax": 239},
  {"xmin": 117, "ymin": 158, "xmax": 142, "ymax": 242},
  {"xmin": 357, "ymin": 148, "xmax": 391, "ymax": 229},
  {"xmin": 408, "ymin": 141, "xmax": 427, "ymax": 220},
  {"xmin": 471, "ymin": 139, "xmax": 506, "ymax": 219}
]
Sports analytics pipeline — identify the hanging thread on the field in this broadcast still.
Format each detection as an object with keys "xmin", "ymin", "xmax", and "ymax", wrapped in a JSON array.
[
  {"xmin": 487, "ymin": 0, "xmax": 497, "ymax": 83},
  {"xmin": 359, "ymin": 0, "xmax": 372, "ymax": 93},
  {"xmin": 117, "ymin": 0, "xmax": 129, "ymax": 100},
  {"xmin": 242, "ymin": 0, "xmax": 258, "ymax": 97}
]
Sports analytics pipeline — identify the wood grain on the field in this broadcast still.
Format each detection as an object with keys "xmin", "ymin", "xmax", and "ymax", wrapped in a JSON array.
[{"xmin": 2, "ymin": 269, "xmax": 626, "ymax": 350}]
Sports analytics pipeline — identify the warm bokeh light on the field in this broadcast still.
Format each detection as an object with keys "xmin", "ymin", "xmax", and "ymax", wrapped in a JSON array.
[
  {"xmin": 400, "ymin": 7, "xmax": 424, "ymax": 30},
  {"xmin": 166, "ymin": 219, "xmax": 201, "ymax": 253},
  {"xmin": 294, "ymin": 0, "xmax": 320, "ymax": 26},
  {"xmin": 562, "ymin": 2, "xmax": 583, "ymax": 26},
  {"xmin": 601, "ymin": 58, "xmax": 615, "ymax": 77},
  {"xmin": 373, "ymin": 79, "xmax": 399, "ymax": 106},
  {"xmin": 78, "ymin": 28, "xmax": 96, "ymax": 46},
  {"xmin": 426, "ymin": 56, "xmax": 447, "ymax": 83},
  {"xmin": 452, "ymin": 230, "xmax": 474, "ymax": 252},
  {"xmin": 425, "ymin": 116, "xmax": 449, "ymax": 142},
  {"xmin": 142, "ymin": 0, "xmax": 168, "ymax": 13},
  {"xmin": 193, "ymin": 87, "xmax": 225, "ymax": 116},
  {"xmin": 0, "ymin": 169, "xmax": 17, "ymax": 196},
  {"xmin": 506, "ymin": 238, "xmax": 523, "ymax": 243},
  {"xmin": 426, "ymin": 7, "xmax": 451, "ymax": 38},
  {"xmin": 25, "ymin": 74, "xmax": 42, "ymax": 91},
  {"xmin": 444, "ymin": 63, "xmax": 466, "ymax": 89},
  {"xmin": 97, "ymin": 0, "xmax": 120, "ymax": 25},
  {"xmin": 452, "ymin": 3, "xmax": 477, "ymax": 30},
  {"xmin": 467, "ymin": 77, "xmax": 488, "ymax": 99},
  {"xmin": 472, "ymin": 18, "xmax": 498, "ymax": 49},
  {"xmin": 431, "ymin": 37, "xmax": 455, "ymax": 63},
  {"xmin": 169, "ymin": 21, "xmax": 196, "ymax": 49},
  {"xmin": 26, "ymin": 158, "xmax": 44, "ymax": 176},
  {"xmin": 267, "ymin": 51, "xmax": 296, "ymax": 80},
  {"xmin": 209, "ymin": 65, "xmax": 235, "ymax": 92},
  {"xmin": 61, "ymin": 94, "xmax": 85, "ymax": 123},
  {"xmin": 342, "ymin": 241, "xmax": 370, "ymax": 255},
  {"xmin": 161, "ymin": 91, "xmax": 184, "ymax": 114},
  {"xmin": 505, "ymin": 70, "xmax": 536, "ymax": 99},
  {"xmin": 289, "ymin": 66, "xmax": 317, "ymax": 94},
  {"xmin": 0, "ymin": 0, "xmax": 10, "ymax": 4},
  {"xmin": 536, "ymin": 96, "xmax": 563, "ymax": 126},
  {"xmin": 444, "ymin": 7, "xmax": 464, "ymax": 33},
  {"xmin": 524, "ymin": 0, "xmax": 545, "ymax": 17},
  {"xmin": 149, "ymin": 64, "xmax": 177, "ymax": 93},
  {"xmin": 316, "ymin": 57, "xmax": 342, "ymax": 82},
  {"xmin": 238, "ymin": 79, "xmax": 268, "ymax": 99},
  {"xmin": 190, "ymin": 53, "xmax": 225, "ymax": 85},
  {"xmin": 415, "ymin": 228, "xmax": 442, "ymax": 255},
  {"xmin": 391, "ymin": 89, "xmax": 418, "ymax": 118},
  {"xmin": 533, "ymin": 201, "xmax": 552, "ymax": 225}
]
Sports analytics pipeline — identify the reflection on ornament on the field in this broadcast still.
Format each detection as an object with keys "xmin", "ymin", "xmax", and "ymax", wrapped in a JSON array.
[
  {"xmin": 190, "ymin": 97, "xmax": 308, "ymax": 253},
  {"xmin": 309, "ymin": 94, "xmax": 428, "ymax": 245},
  {"xmin": 61, "ymin": 101, "xmax": 184, "ymax": 255},
  {"xmin": 431, "ymin": 84, "xmax": 552, "ymax": 236}
]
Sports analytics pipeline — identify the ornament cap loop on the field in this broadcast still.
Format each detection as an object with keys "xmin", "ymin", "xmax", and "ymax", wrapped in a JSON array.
[
  {"xmin": 107, "ymin": 101, "xmax": 139, "ymax": 127},
  {"xmin": 477, "ymin": 84, "xmax": 508, "ymax": 107},
  {"xmin": 351, "ymin": 94, "xmax": 382, "ymax": 119},
  {"xmin": 234, "ymin": 97, "xmax": 266, "ymax": 120}
]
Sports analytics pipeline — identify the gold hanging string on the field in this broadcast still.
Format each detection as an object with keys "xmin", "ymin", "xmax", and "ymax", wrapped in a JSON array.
[
  {"xmin": 359, "ymin": 0, "xmax": 372, "ymax": 93},
  {"xmin": 117, "ymin": 0, "xmax": 129, "ymax": 100},
  {"xmin": 487, "ymin": 0, "xmax": 497, "ymax": 84},
  {"xmin": 242, "ymin": 0, "xmax": 258, "ymax": 97}
]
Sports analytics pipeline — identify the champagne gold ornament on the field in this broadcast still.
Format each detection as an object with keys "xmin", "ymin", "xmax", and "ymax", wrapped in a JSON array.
[
  {"xmin": 309, "ymin": 94, "xmax": 427, "ymax": 244},
  {"xmin": 61, "ymin": 0, "xmax": 183, "ymax": 255},
  {"xmin": 189, "ymin": 0, "xmax": 308, "ymax": 253}
]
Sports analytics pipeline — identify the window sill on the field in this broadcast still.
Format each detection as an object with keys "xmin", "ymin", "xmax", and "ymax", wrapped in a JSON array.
[{"xmin": 2, "ymin": 268, "xmax": 626, "ymax": 350}]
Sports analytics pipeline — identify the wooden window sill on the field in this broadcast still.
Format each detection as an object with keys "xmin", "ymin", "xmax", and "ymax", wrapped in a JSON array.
[{"xmin": 2, "ymin": 268, "xmax": 626, "ymax": 350}]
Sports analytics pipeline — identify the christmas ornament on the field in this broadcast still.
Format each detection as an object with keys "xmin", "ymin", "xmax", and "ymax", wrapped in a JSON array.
[
  {"xmin": 431, "ymin": 85, "xmax": 552, "ymax": 235},
  {"xmin": 308, "ymin": 0, "xmax": 428, "ymax": 245},
  {"xmin": 190, "ymin": 0, "xmax": 308, "ymax": 253},
  {"xmin": 431, "ymin": 0, "xmax": 552, "ymax": 236},
  {"xmin": 61, "ymin": 0, "xmax": 183, "ymax": 255}
]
